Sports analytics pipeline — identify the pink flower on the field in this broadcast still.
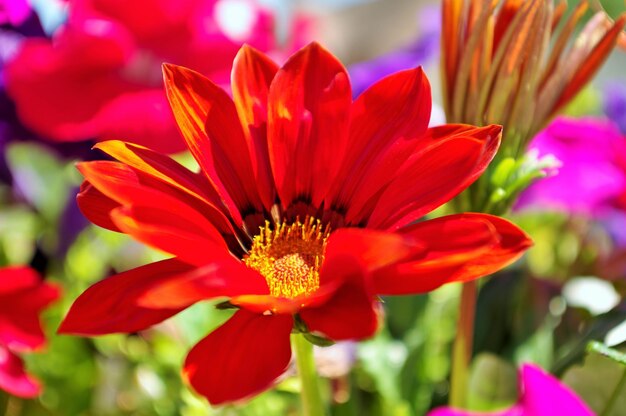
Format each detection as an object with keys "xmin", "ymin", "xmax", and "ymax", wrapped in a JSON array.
[
  {"xmin": 429, "ymin": 364, "xmax": 594, "ymax": 416},
  {"xmin": 517, "ymin": 117, "xmax": 626, "ymax": 216},
  {"xmin": 5, "ymin": 0, "xmax": 307, "ymax": 153},
  {"xmin": 0, "ymin": 266, "xmax": 59, "ymax": 398}
]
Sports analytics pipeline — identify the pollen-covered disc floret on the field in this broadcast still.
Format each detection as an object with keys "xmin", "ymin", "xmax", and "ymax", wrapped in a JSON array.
[{"xmin": 243, "ymin": 217, "xmax": 330, "ymax": 299}]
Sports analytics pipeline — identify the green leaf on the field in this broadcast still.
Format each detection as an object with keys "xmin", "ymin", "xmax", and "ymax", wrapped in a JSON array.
[
  {"xmin": 552, "ymin": 301, "xmax": 626, "ymax": 376},
  {"xmin": 587, "ymin": 341, "xmax": 626, "ymax": 366},
  {"xmin": 6, "ymin": 142, "xmax": 72, "ymax": 221},
  {"xmin": 563, "ymin": 349, "xmax": 626, "ymax": 416}
]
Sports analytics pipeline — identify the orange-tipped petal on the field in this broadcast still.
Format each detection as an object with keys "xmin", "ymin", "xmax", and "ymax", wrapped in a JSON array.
[
  {"xmin": 163, "ymin": 63, "xmax": 255, "ymax": 223},
  {"xmin": 87, "ymin": 144, "xmax": 236, "ymax": 235},
  {"xmin": 553, "ymin": 14, "xmax": 626, "ymax": 115},
  {"xmin": 442, "ymin": 0, "xmax": 465, "ymax": 108},
  {"xmin": 94, "ymin": 140, "xmax": 222, "ymax": 207},
  {"xmin": 77, "ymin": 161, "xmax": 232, "ymax": 238}
]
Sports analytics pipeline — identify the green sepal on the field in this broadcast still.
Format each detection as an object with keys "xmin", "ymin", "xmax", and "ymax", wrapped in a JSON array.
[{"xmin": 303, "ymin": 332, "xmax": 335, "ymax": 347}]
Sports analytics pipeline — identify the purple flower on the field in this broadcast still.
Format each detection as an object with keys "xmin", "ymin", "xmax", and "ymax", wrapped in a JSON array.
[
  {"xmin": 516, "ymin": 117, "xmax": 626, "ymax": 216},
  {"xmin": 348, "ymin": 5, "xmax": 440, "ymax": 96},
  {"xmin": 1, "ymin": 5, "xmax": 90, "ymax": 252},
  {"xmin": 428, "ymin": 364, "xmax": 594, "ymax": 416},
  {"xmin": 0, "ymin": 3, "xmax": 48, "ymax": 185},
  {"xmin": 604, "ymin": 82, "xmax": 626, "ymax": 135}
]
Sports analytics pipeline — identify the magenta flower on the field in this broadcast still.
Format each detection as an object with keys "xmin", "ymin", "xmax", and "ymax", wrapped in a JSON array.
[
  {"xmin": 0, "ymin": 0, "xmax": 31, "ymax": 27},
  {"xmin": 516, "ymin": 117, "xmax": 626, "ymax": 216},
  {"xmin": 0, "ymin": 266, "xmax": 59, "ymax": 397},
  {"xmin": 429, "ymin": 364, "xmax": 594, "ymax": 416},
  {"xmin": 5, "ymin": 0, "xmax": 307, "ymax": 153}
]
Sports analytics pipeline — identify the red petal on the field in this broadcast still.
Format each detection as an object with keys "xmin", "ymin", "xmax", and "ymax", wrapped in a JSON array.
[
  {"xmin": 163, "ymin": 63, "xmax": 264, "ymax": 220},
  {"xmin": 58, "ymin": 259, "xmax": 195, "ymax": 335},
  {"xmin": 111, "ymin": 205, "xmax": 226, "ymax": 266},
  {"xmin": 183, "ymin": 310, "xmax": 293, "ymax": 405},
  {"xmin": 230, "ymin": 281, "xmax": 339, "ymax": 315},
  {"xmin": 300, "ymin": 254, "xmax": 378, "ymax": 341},
  {"xmin": 232, "ymin": 45, "xmax": 279, "ymax": 211},
  {"xmin": 0, "ymin": 347, "xmax": 40, "ymax": 398},
  {"xmin": 138, "ymin": 256, "xmax": 268, "ymax": 309},
  {"xmin": 373, "ymin": 214, "xmax": 532, "ymax": 295},
  {"xmin": 327, "ymin": 67, "xmax": 431, "ymax": 211},
  {"xmin": 298, "ymin": 228, "xmax": 418, "ymax": 340},
  {"xmin": 76, "ymin": 181, "xmax": 122, "ymax": 232},
  {"xmin": 231, "ymin": 228, "xmax": 416, "ymax": 315},
  {"xmin": 366, "ymin": 125, "xmax": 501, "ymax": 229},
  {"xmin": 0, "ymin": 267, "xmax": 58, "ymax": 351},
  {"xmin": 323, "ymin": 229, "xmax": 415, "ymax": 277},
  {"xmin": 267, "ymin": 42, "xmax": 352, "ymax": 208}
]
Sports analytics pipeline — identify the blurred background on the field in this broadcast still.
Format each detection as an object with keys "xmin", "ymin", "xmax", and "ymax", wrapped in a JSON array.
[{"xmin": 1, "ymin": 0, "xmax": 625, "ymax": 415}]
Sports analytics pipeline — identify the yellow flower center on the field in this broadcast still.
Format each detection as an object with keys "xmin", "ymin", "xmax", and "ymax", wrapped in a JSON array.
[{"xmin": 243, "ymin": 218, "xmax": 329, "ymax": 299}]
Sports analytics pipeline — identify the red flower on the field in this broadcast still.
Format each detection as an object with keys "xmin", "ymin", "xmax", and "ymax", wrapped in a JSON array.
[
  {"xmin": 5, "ymin": 0, "xmax": 307, "ymax": 153},
  {"xmin": 59, "ymin": 42, "xmax": 532, "ymax": 405},
  {"xmin": 0, "ymin": 266, "xmax": 59, "ymax": 398}
]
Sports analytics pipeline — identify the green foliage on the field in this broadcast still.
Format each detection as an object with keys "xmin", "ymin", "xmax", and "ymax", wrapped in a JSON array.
[
  {"xmin": 564, "ymin": 347, "xmax": 626, "ymax": 416},
  {"xmin": 466, "ymin": 354, "xmax": 517, "ymax": 411}
]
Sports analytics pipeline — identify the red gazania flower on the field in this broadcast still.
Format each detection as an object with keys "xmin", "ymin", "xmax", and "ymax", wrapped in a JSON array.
[
  {"xmin": 0, "ymin": 266, "xmax": 59, "ymax": 398},
  {"xmin": 59, "ymin": 42, "xmax": 532, "ymax": 405}
]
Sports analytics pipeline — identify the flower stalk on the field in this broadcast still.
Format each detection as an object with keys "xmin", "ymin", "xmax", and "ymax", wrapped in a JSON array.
[
  {"xmin": 0, "ymin": 392, "xmax": 8, "ymax": 416},
  {"xmin": 600, "ymin": 367, "xmax": 626, "ymax": 416},
  {"xmin": 293, "ymin": 334, "xmax": 326, "ymax": 416},
  {"xmin": 449, "ymin": 280, "xmax": 477, "ymax": 408}
]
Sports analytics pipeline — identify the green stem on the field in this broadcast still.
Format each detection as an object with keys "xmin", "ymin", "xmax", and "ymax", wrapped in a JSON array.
[
  {"xmin": 293, "ymin": 334, "xmax": 326, "ymax": 416},
  {"xmin": 0, "ymin": 391, "xmax": 9, "ymax": 416},
  {"xmin": 600, "ymin": 367, "xmax": 626, "ymax": 416},
  {"xmin": 449, "ymin": 280, "xmax": 477, "ymax": 408}
]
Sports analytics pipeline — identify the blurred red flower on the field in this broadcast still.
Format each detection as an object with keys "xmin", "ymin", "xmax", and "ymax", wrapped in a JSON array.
[
  {"xmin": 59, "ymin": 42, "xmax": 532, "ymax": 405},
  {"xmin": 0, "ymin": 266, "xmax": 59, "ymax": 398},
  {"xmin": 5, "ymin": 0, "xmax": 306, "ymax": 152}
]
